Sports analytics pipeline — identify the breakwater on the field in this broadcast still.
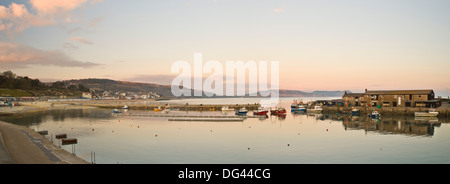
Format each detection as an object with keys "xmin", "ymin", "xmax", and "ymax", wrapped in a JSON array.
[
  {"xmin": 84, "ymin": 103, "xmax": 261, "ymax": 111},
  {"xmin": 323, "ymin": 106, "xmax": 450, "ymax": 117}
]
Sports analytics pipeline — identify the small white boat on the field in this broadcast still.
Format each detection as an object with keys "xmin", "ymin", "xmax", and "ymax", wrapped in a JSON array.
[
  {"xmin": 415, "ymin": 109, "xmax": 439, "ymax": 117},
  {"xmin": 122, "ymin": 105, "xmax": 129, "ymax": 109},
  {"xmin": 309, "ymin": 106, "xmax": 323, "ymax": 113},
  {"xmin": 221, "ymin": 106, "xmax": 235, "ymax": 112}
]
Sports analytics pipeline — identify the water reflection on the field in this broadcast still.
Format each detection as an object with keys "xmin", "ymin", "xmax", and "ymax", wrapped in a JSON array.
[
  {"xmin": 0, "ymin": 108, "xmax": 114, "ymax": 127},
  {"xmin": 2, "ymin": 108, "xmax": 448, "ymax": 139},
  {"xmin": 337, "ymin": 114, "xmax": 444, "ymax": 137},
  {"xmin": 1, "ymin": 106, "xmax": 449, "ymax": 163}
]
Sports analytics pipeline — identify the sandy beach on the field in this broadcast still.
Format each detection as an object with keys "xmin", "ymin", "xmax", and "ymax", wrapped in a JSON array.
[{"xmin": 0, "ymin": 101, "xmax": 97, "ymax": 115}]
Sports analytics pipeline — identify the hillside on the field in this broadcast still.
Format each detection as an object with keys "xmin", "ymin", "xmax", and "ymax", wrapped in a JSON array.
[
  {"xmin": 66, "ymin": 79, "xmax": 174, "ymax": 97},
  {"xmin": 0, "ymin": 71, "xmax": 87, "ymax": 97},
  {"xmin": 66, "ymin": 78, "xmax": 348, "ymax": 98}
]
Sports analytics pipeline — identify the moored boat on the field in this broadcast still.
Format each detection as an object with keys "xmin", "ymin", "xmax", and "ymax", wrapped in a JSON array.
[
  {"xmin": 221, "ymin": 106, "xmax": 235, "ymax": 112},
  {"xmin": 369, "ymin": 111, "xmax": 380, "ymax": 118},
  {"xmin": 154, "ymin": 106, "xmax": 163, "ymax": 112},
  {"xmin": 113, "ymin": 109, "xmax": 122, "ymax": 113},
  {"xmin": 235, "ymin": 107, "xmax": 248, "ymax": 115},
  {"xmin": 253, "ymin": 107, "xmax": 268, "ymax": 115},
  {"xmin": 292, "ymin": 105, "xmax": 306, "ymax": 112},
  {"xmin": 122, "ymin": 105, "xmax": 129, "ymax": 109},
  {"xmin": 271, "ymin": 107, "xmax": 287, "ymax": 115},
  {"xmin": 415, "ymin": 109, "xmax": 439, "ymax": 117},
  {"xmin": 308, "ymin": 106, "xmax": 322, "ymax": 113}
]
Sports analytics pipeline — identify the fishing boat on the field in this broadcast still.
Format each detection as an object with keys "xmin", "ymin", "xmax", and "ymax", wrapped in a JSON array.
[
  {"xmin": 369, "ymin": 111, "xmax": 380, "ymax": 118},
  {"xmin": 308, "ymin": 106, "xmax": 322, "ymax": 113},
  {"xmin": 271, "ymin": 107, "xmax": 287, "ymax": 115},
  {"xmin": 122, "ymin": 105, "xmax": 129, "ymax": 109},
  {"xmin": 415, "ymin": 109, "xmax": 439, "ymax": 117},
  {"xmin": 351, "ymin": 107, "xmax": 359, "ymax": 116},
  {"xmin": 292, "ymin": 105, "xmax": 306, "ymax": 112},
  {"xmin": 113, "ymin": 109, "xmax": 122, "ymax": 113},
  {"xmin": 253, "ymin": 107, "xmax": 268, "ymax": 115},
  {"xmin": 154, "ymin": 106, "xmax": 163, "ymax": 112},
  {"xmin": 235, "ymin": 107, "xmax": 248, "ymax": 115},
  {"xmin": 221, "ymin": 106, "xmax": 235, "ymax": 112}
]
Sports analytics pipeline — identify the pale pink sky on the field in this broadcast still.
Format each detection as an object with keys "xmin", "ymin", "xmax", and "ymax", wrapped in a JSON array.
[{"xmin": 1, "ymin": 0, "xmax": 449, "ymax": 95}]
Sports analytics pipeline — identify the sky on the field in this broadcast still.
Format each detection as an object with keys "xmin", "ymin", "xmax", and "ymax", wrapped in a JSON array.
[{"xmin": 1, "ymin": 0, "xmax": 449, "ymax": 95}]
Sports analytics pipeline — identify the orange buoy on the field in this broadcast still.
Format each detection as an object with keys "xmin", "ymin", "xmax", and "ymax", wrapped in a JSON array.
[
  {"xmin": 155, "ymin": 134, "xmax": 157, "ymax": 137},
  {"xmin": 137, "ymin": 126, "xmax": 139, "ymax": 128},
  {"xmin": 326, "ymin": 129, "xmax": 328, "ymax": 131}
]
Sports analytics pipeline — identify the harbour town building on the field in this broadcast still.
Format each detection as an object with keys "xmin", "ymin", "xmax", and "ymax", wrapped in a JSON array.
[{"xmin": 343, "ymin": 89, "xmax": 440, "ymax": 108}]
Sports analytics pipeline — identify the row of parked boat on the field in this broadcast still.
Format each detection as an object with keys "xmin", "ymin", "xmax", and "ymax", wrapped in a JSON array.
[
  {"xmin": 222, "ymin": 106, "xmax": 286, "ymax": 116},
  {"xmin": 350, "ymin": 106, "xmax": 438, "ymax": 118},
  {"xmin": 291, "ymin": 99, "xmax": 323, "ymax": 113}
]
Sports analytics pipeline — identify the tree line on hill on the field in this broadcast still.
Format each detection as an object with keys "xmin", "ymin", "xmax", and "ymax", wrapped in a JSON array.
[{"xmin": 0, "ymin": 71, "xmax": 90, "ymax": 97}]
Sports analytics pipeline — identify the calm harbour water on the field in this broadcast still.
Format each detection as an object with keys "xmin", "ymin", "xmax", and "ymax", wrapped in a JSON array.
[{"xmin": 2, "ymin": 97, "xmax": 450, "ymax": 164}]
